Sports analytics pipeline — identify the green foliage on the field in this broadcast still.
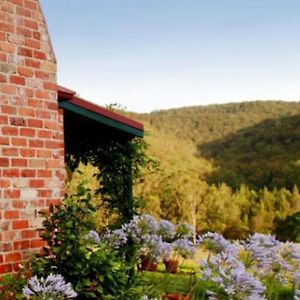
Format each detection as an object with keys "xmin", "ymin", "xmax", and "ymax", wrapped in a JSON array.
[
  {"xmin": 275, "ymin": 211, "xmax": 300, "ymax": 242},
  {"xmin": 32, "ymin": 184, "xmax": 143, "ymax": 299},
  {"xmin": 67, "ymin": 137, "xmax": 155, "ymax": 226},
  {"xmin": 124, "ymin": 102, "xmax": 300, "ymax": 237},
  {"xmin": 0, "ymin": 268, "xmax": 30, "ymax": 300}
]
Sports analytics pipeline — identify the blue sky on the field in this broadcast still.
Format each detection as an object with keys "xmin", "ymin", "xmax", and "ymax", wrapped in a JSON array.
[{"xmin": 41, "ymin": 0, "xmax": 300, "ymax": 112}]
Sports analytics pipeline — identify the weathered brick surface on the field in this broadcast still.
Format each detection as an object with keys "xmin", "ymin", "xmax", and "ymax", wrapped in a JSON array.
[{"xmin": 0, "ymin": 0, "xmax": 65, "ymax": 273}]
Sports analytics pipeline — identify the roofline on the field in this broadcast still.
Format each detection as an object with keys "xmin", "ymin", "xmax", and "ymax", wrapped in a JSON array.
[{"xmin": 57, "ymin": 85, "xmax": 144, "ymax": 137}]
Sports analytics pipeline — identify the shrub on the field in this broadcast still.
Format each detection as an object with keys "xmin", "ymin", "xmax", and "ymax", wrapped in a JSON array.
[
  {"xmin": 31, "ymin": 184, "xmax": 143, "ymax": 299},
  {"xmin": 275, "ymin": 211, "xmax": 300, "ymax": 242}
]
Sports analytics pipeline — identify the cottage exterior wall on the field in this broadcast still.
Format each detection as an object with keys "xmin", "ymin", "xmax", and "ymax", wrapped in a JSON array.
[{"xmin": 0, "ymin": 0, "xmax": 65, "ymax": 274}]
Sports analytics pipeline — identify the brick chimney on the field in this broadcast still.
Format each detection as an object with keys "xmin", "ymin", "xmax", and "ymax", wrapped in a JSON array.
[{"xmin": 0, "ymin": 0, "xmax": 65, "ymax": 274}]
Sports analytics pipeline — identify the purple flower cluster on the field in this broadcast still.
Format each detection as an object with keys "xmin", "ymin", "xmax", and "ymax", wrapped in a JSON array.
[
  {"xmin": 200, "ymin": 253, "xmax": 265, "ymax": 300},
  {"xmin": 172, "ymin": 238, "xmax": 196, "ymax": 259},
  {"xmin": 84, "ymin": 230, "xmax": 101, "ymax": 244},
  {"xmin": 23, "ymin": 274, "xmax": 77, "ymax": 299},
  {"xmin": 100, "ymin": 214, "xmax": 196, "ymax": 262},
  {"xmin": 157, "ymin": 219, "xmax": 176, "ymax": 241},
  {"xmin": 199, "ymin": 232, "xmax": 240, "ymax": 257},
  {"xmin": 102, "ymin": 228, "xmax": 128, "ymax": 248},
  {"xmin": 198, "ymin": 232, "xmax": 300, "ymax": 299}
]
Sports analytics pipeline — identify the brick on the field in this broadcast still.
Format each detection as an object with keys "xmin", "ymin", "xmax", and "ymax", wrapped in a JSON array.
[
  {"xmin": 0, "ymin": 179, "xmax": 10, "ymax": 188},
  {"xmin": 0, "ymin": 158, "xmax": 9, "ymax": 167},
  {"xmin": 0, "ymin": 137, "xmax": 10, "ymax": 145},
  {"xmin": 21, "ymin": 188, "xmax": 37, "ymax": 200},
  {"xmin": 0, "ymin": 264, "xmax": 12, "ymax": 274},
  {"xmin": 29, "ymin": 159, "xmax": 44, "ymax": 168},
  {"xmin": 25, "ymin": 38, "xmax": 40, "ymax": 49},
  {"xmin": 2, "ymin": 105, "xmax": 17, "ymax": 114},
  {"xmin": 10, "ymin": 75, "xmax": 26, "ymax": 85},
  {"xmin": 18, "ymin": 66, "xmax": 34, "ymax": 77},
  {"xmin": 5, "ymin": 252, "xmax": 22, "ymax": 263},
  {"xmin": 0, "ymin": 0, "xmax": 65, "ymax": 273},
  {"xmin": 3, "ymin": 169, "xmax": 20, "ymax": 177},
  {"xmin": 18, "ymin": 107, "xmax": 35, "ymax": 117},
  {"xmin": 11, "ymin": 137, "xmax": 27, "ymax": 147},
  {"xmin": 24, "ymin": 19, "xmax": 38, "ymax": 30},
  {"xmin": 12, "ymin": 220, "xmax": 29, "ymax": 230},
  {"xmin": 2, "ymin": 147, "xmax": 19, "ymax": 157},
  {"xmin": 44, "ymin": 120, "xmax": 59, "ymax": 130},
  {"xmin": 0, "ymin": 22, "xmax": 14, "ymax": 33},
  {"xmin": 33, "ymin": 31, "xmax": 41, "ymax": 40},
  {"xmin": 29, "ymin": 139, "xmax": 44, "ymax": 148},
  {"xmin": 7, "ymin": 33, "xmax": 25, "ymax": 46},
  {"xmin": 0, "ymin": 63, "xmax": 17, "ymax": 74},
  {"xmin": 46, "ymin": 199, "xmax": 61, "ymax": 207},
  {"xmin": 43, "ymin": 81, "xmax": 57, "ymax": 91},
  {"xmin": 21, "ymin": 169, "xmax": 36, "ymax": 177},
  {"xmin": 0, "ymin": 84, "xmax": 17, "ymax": 94},
  {"xmin": 30, "ymin": 199, "xmax": 45, "ymax": 208},
  {"xmin": 10, "ymin": 117, "xmax": 26, "ymax": 126},
  {"xmin": 4, "ymin": 189, "xmax": 20, "ymax": 199},
  {"xmin": 24, "ymin": 0, "xmax": 38, "ymax": 10},
  {"xmin": 3, "ymin": 231, "xmax": 17, "ymax": 242},
  {"xmin": 2, "ymin": 126, "xmax": 18, "ymax": 136},
  {"xmin": 35, "ymin": 90, "xmax": 49, "ymax": 99},
  {"xmin": 0, "ymin": 52, "xmax": 7, "ymax": 62},
  {"xmin": 16, "ymin": 6, "xmax": 32, "ymax": 17},
  {"xmin": 25, "ymin": 58, "xmax": 40, "ymax": 68},
  {"xmin": 46, "ymin": 160, "xmax": 61, "ymax": 169},
  {"xmin": 12, "ymin": 200, "xmax": 28, "ymax": 209},
  {"xmin": 12, "ymin": 0, "xmax": 23, "ymax": 7},
  {"xmin": 0, "ymin": 115, "xmax": 8, "ymax": 124},
  {"xmin": 21, "ymin": 230, "xmax": 37, "ymax": 239},
  {"xmin": 0, "ymin": 74, "xmax": 7, "ymax": 82},
  {"xmin": 30, "ymin": 239, "xmax": 45, "ymax": 248},
  {"xmin": 4, "ymin": 211, "xmax": 20, "ymax": 220},
  {"xmin": 0, "ymin": 42, "xmax": 15, "ymax": 54},
  {"xmin": 0, "ymin": 32, "xmax": 5, "ymax": 41},
  {"xmin": 39, "ymin": 189, "xmax": 52, "ymax": 197},
  {"xmin": 20, "ymin": 127, "xmax": 35, "ymax": 137},
  {"xmin": 28, "ymin": 118, "xmax": 43, "ymax": 128},
  {"xmin": 37, "ymin": 130, "xmax": 51, "ymax": 139},
  {"xmin": 14, "ymin": 240, "xmax": 30, "ymax": 250},
  {"xmin": 20, "ymin": 149, "xmax": 36, "ymax": 159},
  {"xmin": 0, "ymin": 222, "xmax": 10, "ymax": 231},
  {"xmin": 35, "ymin": 70, "xmax": 49, "ymax": 80},
  {"xmin": 11, "ymin": 158, "xmax": 28, "ymax": 167},
  {"xmin": 29, "ymin": 179, "xmax": 44, "ymax": 188},
  {"xmin": 34, "ymin": 50, "xmax": 46, "ymax": 60}
]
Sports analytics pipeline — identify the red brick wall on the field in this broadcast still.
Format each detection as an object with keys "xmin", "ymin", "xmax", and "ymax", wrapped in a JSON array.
[{"xmin": 0, "ymin": 0, "xmax": 65, "ymax": 274}]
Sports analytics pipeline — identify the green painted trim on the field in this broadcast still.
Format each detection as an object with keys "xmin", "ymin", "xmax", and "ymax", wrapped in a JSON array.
[{"xmin": 59, "ymin": 101, "xmax": 144, "ymax": 138}]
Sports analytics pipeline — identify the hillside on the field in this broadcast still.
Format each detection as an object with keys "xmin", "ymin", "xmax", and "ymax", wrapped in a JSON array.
[{"xmin": 128, "ymin": 101, "xmax": 300, "ymax": 190}]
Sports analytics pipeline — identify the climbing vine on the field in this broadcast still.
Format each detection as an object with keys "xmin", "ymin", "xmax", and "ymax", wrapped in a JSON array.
[{"xmin": 66, "ymin": 137, "xmax": 156, "ymax": 225}]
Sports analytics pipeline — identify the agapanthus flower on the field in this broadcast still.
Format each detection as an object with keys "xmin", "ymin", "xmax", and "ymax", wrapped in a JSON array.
[
  {"xmin": 199, "ymin": 232, "xmax": 240, "ymax": 257},
  {"xmin": 200, "ymin": 253, "xmax": 265, "ymax": 300},
  {"xmin": 157, "ymin": 219, "xmax": 176, "ymax": 241},
  {"xmin": 102, "ymin": 228, "xmax": 128, "ymax": 248},
  {"xmin": 84, "ymin": 230, "xmax": 101, "ymax": 244},
  {"xmin": 172, "ymin": 237, "xmax": 196, "ymax": 259},
  {"xmin": 141, "ymin": 234, "xmax": 165, "ymax": 262},
  {"xmin": 23, "ymin": 274, "xmax": 77, "ymax": 299}
]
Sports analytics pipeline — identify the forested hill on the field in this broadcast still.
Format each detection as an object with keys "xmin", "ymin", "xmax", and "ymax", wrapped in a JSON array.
[
  {"xmin": 128, "ymin": 101, "xmax": 300, "ymax": 190},
  {"xmin": 135, "ymin": 101, "xmax": 300, "ymax": 145}
]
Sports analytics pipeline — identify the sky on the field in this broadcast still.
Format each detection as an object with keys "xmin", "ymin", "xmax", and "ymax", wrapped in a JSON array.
[{"xmin": 40, "ymin": 0, "xmax": 300, "ymax": 113}]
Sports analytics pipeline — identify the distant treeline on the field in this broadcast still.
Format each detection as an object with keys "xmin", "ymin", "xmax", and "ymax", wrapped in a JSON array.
[
  {"xmin": 71, "ymin": 101, "xmax": 300, "ymax": 239},
  {"xmin": 137, "ymin": 179, "xmax": 300, "ymax": 238},
  {"xmin": 128, "ymin": 101, "xmax": 300, "ymax": 237}
]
